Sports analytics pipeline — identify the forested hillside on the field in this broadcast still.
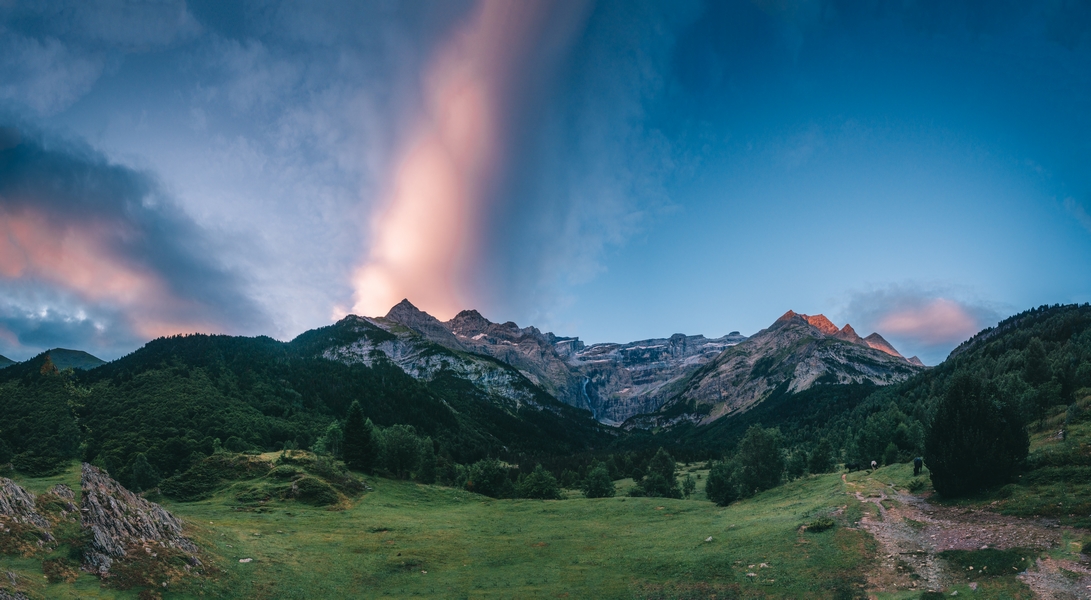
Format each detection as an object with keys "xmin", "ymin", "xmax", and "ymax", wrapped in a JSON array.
[{"xmin": 0, "ymin": 331, "xmax": 611, "ymax": 489}]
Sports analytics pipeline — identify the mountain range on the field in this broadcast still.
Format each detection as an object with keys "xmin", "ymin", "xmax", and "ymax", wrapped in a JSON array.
[
  {"xmin": 310, "ymin": 300, "xmax": 922, "ymax": 427},
  {"xmin": 0, "ymin": 301, "xmax": 923, "ymax": 429}
]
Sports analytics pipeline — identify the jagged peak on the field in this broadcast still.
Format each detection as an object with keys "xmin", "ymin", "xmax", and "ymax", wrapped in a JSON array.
[
  {"xmin": 805, "ymin": 314, "xmax": 840, "ymax": 335},
  {"xmin": 776, "ymin": 310, "xmax": 799, "ymax": 322},
  {"xmin": 862, "ymin": 332, "xmax": 905, "ymax": 359},
  {"xmin": 908, "ymin": 356, "xmax": 925, "ymax": 367},
  {"xmin": 445, "ymin": 309, "xmax": 493, "ymax": 335},
  {"xmin": 385, "ymin": 298, "xmax": 426, "ymax": 319}
]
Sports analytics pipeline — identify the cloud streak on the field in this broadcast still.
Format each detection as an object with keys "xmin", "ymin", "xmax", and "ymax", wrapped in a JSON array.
[
  {"xmin": 351, "ymin": 0, "xmax": 587, "ymax": 320},
  {"xmin": 0, "ymin": 126, "xmax": 269, "ymax": 359}
]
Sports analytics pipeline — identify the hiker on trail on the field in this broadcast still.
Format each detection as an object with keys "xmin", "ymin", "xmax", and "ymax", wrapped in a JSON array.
[
  {"xmin": 913, "ymin": 457, "xmax": 923, "ymax": 476},
  {"xmin": 870, "ymin": 460, "xmax": 877, "ymax": 470}
]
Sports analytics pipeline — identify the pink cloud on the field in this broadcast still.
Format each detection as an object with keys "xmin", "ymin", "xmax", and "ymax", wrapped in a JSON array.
[
  {"xmin": 876, "ymin": 298, "xmax": 984, "ymax": 346},
  {"xmin": 351, "ymin": 0, "xmax": 579, "ymax": 320},
  {"xmin": 0, "ymin": 205, "xmax": 219, "ymax": 340}
]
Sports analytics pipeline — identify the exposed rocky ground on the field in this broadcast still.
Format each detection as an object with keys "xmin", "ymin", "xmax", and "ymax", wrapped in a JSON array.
[
  {"xmin": 1, "ymin": 466, "xmax": 204, "ymax": 597},
  {"xmin": 847, "ymin": 474, "xmax": 1091, "ymax": 599},
  {"xmin": 80, "ymin": 463, "xmax": 199, "ymax": 575},
  {"xmin": 0, "ymin": 478, "xmax": 50, "ymax": 534}
]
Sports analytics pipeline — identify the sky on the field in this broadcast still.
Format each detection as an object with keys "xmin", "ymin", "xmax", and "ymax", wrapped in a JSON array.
[{"xmin": 0, "ymin": 0, "xmax": 1089, "ymax": 366}]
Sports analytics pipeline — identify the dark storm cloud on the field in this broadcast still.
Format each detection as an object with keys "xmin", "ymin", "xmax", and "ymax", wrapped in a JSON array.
[{"xmin": 0, "ymin": 124, "xmax": 271, "ymax": 359}]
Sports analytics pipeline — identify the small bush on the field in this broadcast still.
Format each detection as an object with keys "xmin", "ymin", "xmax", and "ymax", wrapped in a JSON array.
[
  {"xmin": 806, "ymin": 516, "xmax": 836, "ymax": 533},
  {"xmin": 291, "ymin": 476, "xmax": 340, "ymax": 506},
  {"xmin": 42, "ymin": 557, "xmax": 79, "ymax": 583},
  {"xmin": 160, "ymin": 453, "xmax": 272, "ymax": 502},
  {"xmin": 268, "ymin": 465, "xmax": 304, "ymax": 480},
  {"xmin": 516, "ymin": 465, "xmax": 562, "ymax": 500},
  {"xmin": 906, "ymin": 478, "xmax": 927, "ymax": 492}
]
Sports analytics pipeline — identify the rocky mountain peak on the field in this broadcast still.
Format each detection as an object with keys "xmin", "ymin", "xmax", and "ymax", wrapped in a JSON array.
[
  {"xmin": 385, "ymin": 298, "xmax": 427, "ymax": 321},
  {"xmin": 863, "ymin": 332, "xmax": 905, "ymax": 359},
  {"xmin": 834, "ymin": 323, "xmax": 865, "ymax": 345},
  {"xmin": 446, "ymin": 309, "xmax": 492, "ymax": 336},
  {"xmin": 775, "ymin": 310, "xmax": 799, "ymax": 323},
  {"xmin": 804, "ymin": 314, "xmax": 840, "ymax": 335},
  {"xmin": 907, "ymin": 356, "xmax": 925, "ymax": 367},
  {"xmin": 382, "ymin": 300, "xmax": 466, "ymax": 350}
]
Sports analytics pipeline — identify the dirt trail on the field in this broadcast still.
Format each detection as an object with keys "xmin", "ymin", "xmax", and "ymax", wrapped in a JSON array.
[{"xmin": 844, "ymin": 474, "xmax": 1091, "ymax": 599}]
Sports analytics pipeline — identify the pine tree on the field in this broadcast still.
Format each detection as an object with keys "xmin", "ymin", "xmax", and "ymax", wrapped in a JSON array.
[
  {"xmin": 129, "ymin": 453, "xmax": 161, "ymax": 492},
  {"xmin": 808, "ymin": 438, "xmax": 834, "ymax": 474},
  {"xmin": 634, "ymin": 448, "xmax": 682, "ymax": 498},
  {"xmin": 581, "ymin": 463, "xmax": 615, "ymax": 498},
  {"xmin": 704, "ymin": 460, "xmax": 739, "ymax": 506},
  {"xmin": 416, "ymin": 437, "xmax": 437, "ymax": 484},
  {"xmin": 925, "ymin": 373, "xmax": 1028, "ymax": 497},
  {"xmin": 734, "ymin": 425, "xmax": 784, "ymax": 496},
  {"xmin": 342, "ymin": 401, "xmax": 375, "ymax": 473}
]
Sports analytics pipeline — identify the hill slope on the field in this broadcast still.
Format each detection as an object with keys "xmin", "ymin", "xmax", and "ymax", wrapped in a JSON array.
[
  {"xmin": 0, "ymin": 326, "xmax": 610, "ymax": 484},
  {"xmin": 0, "ymin": 353, "xmax": 12, "ymax": 368},
  {"xmin": 45, "ymin": 348, "xmax": 105, "ymax": 370}
]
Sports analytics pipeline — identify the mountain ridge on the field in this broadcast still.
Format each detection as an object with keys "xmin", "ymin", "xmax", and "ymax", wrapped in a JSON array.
[{"xmin": 627, "ymin": 309, "xmax": 923, "ymax": 428}]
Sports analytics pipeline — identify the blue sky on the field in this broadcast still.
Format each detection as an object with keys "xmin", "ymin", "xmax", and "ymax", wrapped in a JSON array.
[{"xmin": 0, "ymin": 0, "xmax": 1089, "ymax": 365}]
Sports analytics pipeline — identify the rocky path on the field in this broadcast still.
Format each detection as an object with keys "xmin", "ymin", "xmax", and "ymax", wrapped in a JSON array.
[{"xmin": 844, "ymin": 474, "xmax": 1091, "ymax": 599}]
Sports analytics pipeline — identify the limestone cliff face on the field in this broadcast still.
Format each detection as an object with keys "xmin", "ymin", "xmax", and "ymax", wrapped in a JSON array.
[
  {"xmin": 445, "ymin": 309, "xmax": 586, "ymax": 410},
  {"xmin": 569, "ymin": 333, "xmax": 747, "ymax": 425},
  {"xmin": 442, "ymin": 310, "xmax": 747, "ymax": 424},
  {"xmin": 316, "ymin": 306, "xmax": 550, "ymax": 411},
  {"xmin": 628, "ymin": 311, "xmax": 923, "ymax": 428},
  {"xmin": 314, "ymin": 302, "xmax": 917, "ymax": 428}
]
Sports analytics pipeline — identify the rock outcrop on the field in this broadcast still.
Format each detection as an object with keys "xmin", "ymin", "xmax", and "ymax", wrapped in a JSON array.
[
  {"xmin": 0, "ymin": 478, "xmax": 50, "ymax": 533},
  {"xmin": 80, "ymin": 463, "xmax": 198, "ymax": 575}
]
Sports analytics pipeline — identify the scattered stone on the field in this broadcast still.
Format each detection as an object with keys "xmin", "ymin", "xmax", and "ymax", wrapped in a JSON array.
[
  {"xmin": 80, "ymin": 463, "xmax": 198, "ymax": 575},
  {"xmin": 239, "ymin": 558, "xmax": 252, "ymax": 563},
  {"xmin": 45, "ymin": 484, "xmax": 78, "ymax": 512},
  {"xmin": 0, "ymin": 478, "xmax": 51, "ymax": 533},
  {"xmin": 705, "ymin": 536, "xmax": 713, "ymax": 542},
  {"xmin": 0, "ymin": 590, "xmax": 30, "ymax": 600},
  {"xmin": 47, "ymin": 484, "xmax": 74, "ymax": 500}
]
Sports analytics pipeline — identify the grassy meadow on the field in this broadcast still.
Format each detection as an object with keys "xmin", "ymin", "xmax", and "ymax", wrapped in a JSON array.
[{"xmin": 2, "ymin": 460, "xmax": 877, "ymax": 599}]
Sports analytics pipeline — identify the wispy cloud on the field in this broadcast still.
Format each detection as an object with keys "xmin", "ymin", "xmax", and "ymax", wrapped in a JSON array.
[
  {"xmin": 1065, "ymin": 197, "xmax": 1091, "ymax": 234},
  {"xmin": 843, "ymin": 284, "xmax": 1004, "ymax": 365}
]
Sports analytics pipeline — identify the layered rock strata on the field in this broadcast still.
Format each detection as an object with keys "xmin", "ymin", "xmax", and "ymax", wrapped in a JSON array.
[{"xmin": 80, "ymin": 463, "xmax": 198, "ymax": 575}]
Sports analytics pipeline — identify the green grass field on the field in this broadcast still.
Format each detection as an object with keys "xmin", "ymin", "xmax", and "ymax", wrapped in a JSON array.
[{"xmin": 1, "ymin": 461, "xmax": 877, "ymax": 599}]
